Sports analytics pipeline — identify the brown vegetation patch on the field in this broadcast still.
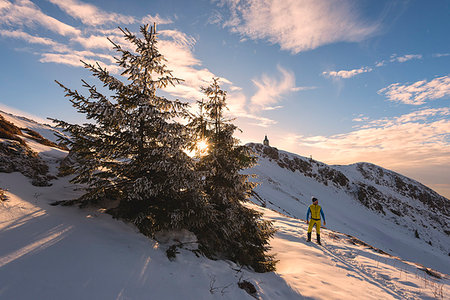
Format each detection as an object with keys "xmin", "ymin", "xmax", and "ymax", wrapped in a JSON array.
[
  {"xmin": 0, "ymin": 115, "xmax": 25, "ymax": 145},
  {"xmin": 22, "ymin": 128, "xmax": 68, "ymax": 150}
]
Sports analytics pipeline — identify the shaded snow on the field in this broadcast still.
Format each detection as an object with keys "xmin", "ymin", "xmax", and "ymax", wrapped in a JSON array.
[
  {"xmin": 1, "ymin": 172, "xmax": 448, "ymax": 299},
  {"xmin": 1, "ymin": 109, "xmax": 449, "ymax": 299},
  {"xmin": 0, "ymin": 173, "xmax": 300, "ymax": 299}
]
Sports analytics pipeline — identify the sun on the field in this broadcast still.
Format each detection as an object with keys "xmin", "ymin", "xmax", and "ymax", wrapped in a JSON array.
[
  {"xmin": 185, "ymin": 138, "xmax": 209, "ymax": 158},
  {"xmin": 196, "ymin": 138, "xmax": 209, "ymax": 156}
]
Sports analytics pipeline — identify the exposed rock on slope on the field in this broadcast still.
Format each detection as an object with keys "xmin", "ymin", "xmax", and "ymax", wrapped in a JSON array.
[
  {"xmin": 0, "ymin": 112, "xmax": 67, "ymax": 186},
  {"xmin": 0, "ymin": 139, "xmax": 51, "ymax": 186}
]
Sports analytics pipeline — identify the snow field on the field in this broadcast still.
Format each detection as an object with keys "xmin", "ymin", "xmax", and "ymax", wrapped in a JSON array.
[
  {"xmin": 1, "ymin": 171, "xmax": 448, "ymax": 299},
  {"xmin": 1, "ymin": 110, "xmax": 448, "ymax": 299}
]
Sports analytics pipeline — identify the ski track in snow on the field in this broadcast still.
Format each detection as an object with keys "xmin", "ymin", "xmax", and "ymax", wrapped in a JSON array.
[{"xmin": 259, "ymin": 207, "xmax": 449, "ymax": 300}]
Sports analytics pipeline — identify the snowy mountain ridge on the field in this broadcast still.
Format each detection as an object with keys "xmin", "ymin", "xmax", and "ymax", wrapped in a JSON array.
[{"xmin": 246, "ymin": 143, "xmax": 449, "ymax": 274}]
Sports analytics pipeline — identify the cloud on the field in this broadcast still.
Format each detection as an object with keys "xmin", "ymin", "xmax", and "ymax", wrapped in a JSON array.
[
  {"xmin": 0, "ymin": 0, "xmax": 80, "ymax": 36},
  {"xmin": 221, "ymin": 65, "xmax": 313, "ymax": 127},
  {"xmin": 390, "ymin": 54, "xmax": 422, "ymax": 63},
  {"xmin": 322, "ymin": 66, "xmax": 373, "ymax": 79},
  {"xmin": 0, "ymin": 0, "xmax": 279, "ymax": 130},
  {"xmin": 160, "ymin": 30, "xmax": 197, "ymax": 49},
  {"xmin": 39, "ymin": 51, "xmax": 122, "ymax": 74},
  {"xmin": 352, "ymin": 114, "xmax": 369, "ymax": 122},
  {"xmin": 0, "ymin": 29, "xmax": 69, "ymax": 52},
  {"xmin": 433, "ymin": 53, "xmax": 450, "ymax": 58},
  {"xmin": 156, "ymin": 30, "xmax": 231, "ymax": 101},
  {"xmin": 226, "ymin": 91, "xmax": 278, "ymax": 127},
  {"xmin": 0, "ymin": 0, "xmax": 221, "ymax": 98},
  {"xmin": 278, "ymin": 109, "xmax": 450, "ymax": 198},
  {"xmin": 207, "ymin": 10, "xmax": 223, "ymax": 25},
  {"xmin": 292, "ymin": 108, "xmax": 450, "ymax": 170},
  {"xmin": 220, "ymin": 0, "xmax": 379, "ymax": 54},
  {"xmin": 141, "ymin": 14, "xmax": 172, "ymax": 25},
  {"xmin": 47, "ymin": 0, "xmax": 171, "ymax": 26},
  {"xmin": 0, "ymin": 29, "xmax": 118, "ymax": 71},
  {"xmin": 322, "ymin": 53, "xmax": 425, "ymax": 80},
  {"xmin": 251, "ymin": 65, "xmax": 312, "ymax": 110},
  {"xmin": 378, "ymin": 75, "xmax": 450, "ymax": 105},
  {"xmin": 375, "ymin": 60, "xmax": 386, "ymax": 67},
  {"xmin": 283, "ymin": 108, "xmax": 450, "ymax": 198},
  {"xmin": 263, "ymin": 105, "xmax": 283, "ymax": 111},
  {"xmin": 71, "ymin": 34, "xmax": 112, "ymax": 49}
]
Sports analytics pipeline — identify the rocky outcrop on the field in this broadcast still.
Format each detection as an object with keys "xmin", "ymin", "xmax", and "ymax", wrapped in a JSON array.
[
  {"xmin": 248, "ymin": 143, "xmax": 349, "ymax": 189},
  {"xmin": 0, "ymin": 140, "xmax": 52, "ymax": 186},
  {"xmin": 355, "ymin": 162, "xmax": 448, "ymax": 214}
]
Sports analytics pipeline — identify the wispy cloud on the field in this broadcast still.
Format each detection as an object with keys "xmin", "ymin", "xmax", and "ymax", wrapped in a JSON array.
[
  {"xmin": 156, "ymin": 30, "xmax": 234, "ymax": 101},
  {"xmin": 390, "ymin": 54, "xmax": 422, "ymax": 63},
  {"xmin": 433, "ymin": 53, "xmax": 450, "ymax": 58},
  {"xmin": 375, "ymin": 60, "xmax": 386, "ymax": 67},
  {"xmin": 322, "ymin": 52, "xmax": 428, "ymax": 80},
  {"xmin": 322, "ymin": 66, "xmax": 372, "ymax": 79},
  {"xmin": 0, "ymin": 0, "xmax": 80, "ymax": 36},
  {"xmin": 262, "ymin": 105, "xmax": 283, "ymax": 111},
  {"xmin": 0, "ymin": 0, "xmax": 310, "ymax": 131},
  {"xmin": 39, "ymin": 51, "xmax": 121, "ymax": 73},
  {"xmin": 279, "ymin": 108, "xmax": 450, "ymax": 197},
  {"xmin": 378, "ymin": 75, "xmax": 450, "ymax": 105},
  {"xmin": 291, "ymin": 108, "xmax": 450, "ymax": 169},
  {"xmin": 0, "ymin": 0, "xmax": 232, "ymax": 97},
  {"xmin": 220, "ymin": 0, "xmax": 379, "ymax": 54},
  {"xmin": 226, "ymin": 91, "xmax": 278, "ymax": 127},
  {"xmin": 250, "ymin": 65, "xmax": 313, "ymax": 110},
  {"xmin": 221, "ymin": 65, "xmax": 313, "ymax": 127},
  {"xmin": 352, "ymin": 114, "xmax": 369, "ymax": 123},
  {"xmin": 0, "ymin": 29, "xmax": 68, "ymax": 51},
  {"xmin": 46, "ymin": 0, "xmax": 171, "ymax": 26},
  {"xmin": 71, "ymin": 34, "xmax": 112, "ymax": 50}
]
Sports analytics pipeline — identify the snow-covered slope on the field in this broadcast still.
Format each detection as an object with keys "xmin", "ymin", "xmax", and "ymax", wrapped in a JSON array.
[
  {"xmin": 1, "ymin": 110, "xmax": 449, "ymax": 299},
  {"xmin": 1, "ymin": 172, "xmax": 448, "ymax": 299},
  {"xmin": 246, "ymin": 143, "xmax": 450, "ymax": 275},
  {"xmin": 0, "ymin": 110, "xmax": 66, "ymax": 144},
  {"xmin": 0, "ymin": 173, "xmax": 301, "ymax": 299},
  {"xmin": 0, "ymin": 110, "xmax": 68, "ymax": 186}
]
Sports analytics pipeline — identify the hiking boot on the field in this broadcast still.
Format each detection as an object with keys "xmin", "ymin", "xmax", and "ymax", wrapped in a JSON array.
[
  {"xmin": 317, "ymin": 234, "xmax": 321, "ymax": 245},
  {"xmin": 307, "ymin": 232, "xmax": 311, "ymax": 242}
]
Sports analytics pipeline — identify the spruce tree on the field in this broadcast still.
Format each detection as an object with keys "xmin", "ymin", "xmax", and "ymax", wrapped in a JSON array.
[
  {"xmin": 52, "ymin": 24, "xmax": 211, "ymax": 236},
  {"xmin": 194, "ymin": 78, "xmax": 277, "ymax": 272},
  {"xmin": 53, "ymin": 25, "xmax": 276, "ymax": 272}
]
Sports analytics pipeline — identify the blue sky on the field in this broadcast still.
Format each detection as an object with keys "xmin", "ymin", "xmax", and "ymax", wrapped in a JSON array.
[{"xmin": 0, "ymin": 0, "xmax": 449, "ymax": 198}]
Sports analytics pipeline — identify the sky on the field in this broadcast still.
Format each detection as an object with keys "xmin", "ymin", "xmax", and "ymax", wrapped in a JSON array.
[{"xmin": 0, "ymin": 0, "xmax": 449, "ymax": 198}]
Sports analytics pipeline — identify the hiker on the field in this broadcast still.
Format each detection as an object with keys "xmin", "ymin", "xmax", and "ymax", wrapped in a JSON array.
[{"xmin": 306, "ymin": 197, "xmax": 326, "ymax": 245}]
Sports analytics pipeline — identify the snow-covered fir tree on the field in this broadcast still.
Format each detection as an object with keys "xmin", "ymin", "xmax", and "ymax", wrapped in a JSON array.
[
  {"xmin": 193, "ymin": 78, "xmax": 277, "ymax": 272},
  {"xmin": 51, "ymin": 24, "xmax": 212, "ymax": 236},
  {"xmin": 52, "ymin": 25, "xmax": 276, "ymax": 272}
]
